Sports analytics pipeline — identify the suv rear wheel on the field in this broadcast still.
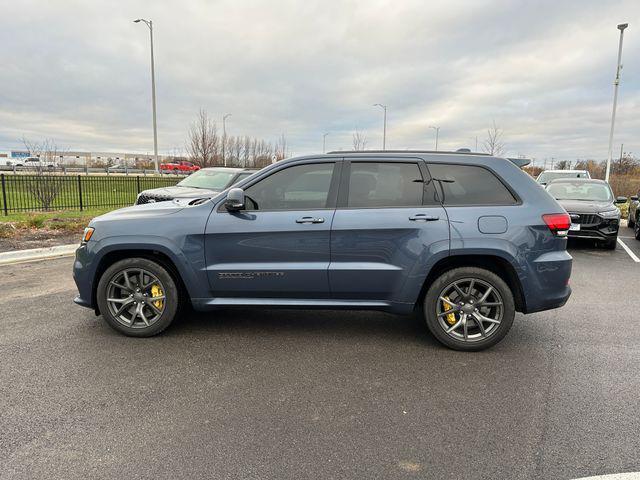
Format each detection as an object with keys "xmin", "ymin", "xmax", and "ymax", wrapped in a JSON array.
[
  {"xmin": 423, "ymin": 267, "xmax": 515, "ymax": 351},
  {"xmin": 97, "ymin": 258, "xmax": 179, "ymax": 337}
]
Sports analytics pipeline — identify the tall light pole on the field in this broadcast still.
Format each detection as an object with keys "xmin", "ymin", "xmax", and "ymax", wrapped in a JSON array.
[
  {"xmin": 605, "ymin": 23, "xmax": 628, "ymax": 182},
  {"xmin": 134, "ymin": 18, "xmax": 159, "ymax": 173},
  {"xmin": 222, "ymin": 113, "xmax": 232, "ymax": 166},
  {"xmin": 429, "ymin": 125, "xmax": 440, "ymax": 151},
  {"xmin": 373, "ymin": 104, "xmax": 387, "ymax": 149},
  {"xmin": 322, "ymin": 132, "xmax": 329, "ymax": 153}
]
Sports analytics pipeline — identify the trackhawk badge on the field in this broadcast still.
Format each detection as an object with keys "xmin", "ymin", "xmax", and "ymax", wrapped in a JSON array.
[{"xmin": 218, "ymin": 272, "xmax": 285, "ymax": 279}]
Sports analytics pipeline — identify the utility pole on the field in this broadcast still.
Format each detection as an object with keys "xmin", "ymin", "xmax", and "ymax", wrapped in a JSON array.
[
  {"xmin": 429, "ymin": 126, "xmax": 440, "ymax": 151},
  {"xmin": 605, "ymin": 23, "xmax": 628, "ymax": 182},
  {"xmin": 373, "ymin": 104, "xmax": 387, "ymax": 149},
  {"xmin": 322, "ymin": 132, "xmax": 329, "ymax": 153},
  {"xmin": 222, "ymin": 113, "xmax": 231, "ymax": 166},
  {"xmin": 134, "ymin": 19, "xmax": 159, "ymax": 173}
]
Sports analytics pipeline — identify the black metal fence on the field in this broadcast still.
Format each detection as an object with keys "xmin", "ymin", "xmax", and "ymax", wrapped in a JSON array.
[{"xmin": 1, "ymin": 174, "xmax": 182, "ymax": 215}]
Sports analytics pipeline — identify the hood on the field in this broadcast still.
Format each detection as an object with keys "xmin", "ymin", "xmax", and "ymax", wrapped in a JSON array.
[
  {"xmin": 141, "ymin": 185, "xmax": 221, "ymax": 198},
  {"xmin": 555, "ymin": 199, "xmax": 615, "ymax": 214},
  {"xmin": 96, "ymin": 200, "xmax": 186, "ymax": 222}
]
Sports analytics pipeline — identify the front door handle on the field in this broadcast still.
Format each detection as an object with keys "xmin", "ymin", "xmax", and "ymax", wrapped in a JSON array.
[
  {"xmin": 296, "ymin": 216, "xmax": 325, "ymax": 224},
  {"xmin": 409, "ymin": 214, "xmax": 439, "ymax": 222}
]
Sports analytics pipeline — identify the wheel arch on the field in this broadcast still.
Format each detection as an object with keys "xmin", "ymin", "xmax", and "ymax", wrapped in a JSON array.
[
  {"xmin": 91, "ymin": 249, "xmax": 191, "ymax": 313},
  {"xmin": 417, "ymin": 254, "xmax": 526, "ymax": 313}
]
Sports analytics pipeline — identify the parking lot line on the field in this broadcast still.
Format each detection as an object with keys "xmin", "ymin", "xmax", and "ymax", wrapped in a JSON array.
[{"xmin": 617, "ymin": 238, "xmax": 640, "ymax": 263}]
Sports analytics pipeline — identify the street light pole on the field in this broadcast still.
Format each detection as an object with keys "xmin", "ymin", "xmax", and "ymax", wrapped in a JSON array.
[
  {"xmin": 134, "ymin": 19, "xmax": 159, "ymax": 173},
  {"xmin": 322, "ymin": 132, "xmax": 329, "ymax": 153},
  {"xmin": 373, "ymin": 104, "xmax": 387, "ymax": 149},
  {"xmin": 605, "ymin": 23, "xmax": 628, "ymax": 183},
  {"xmin": 429, "ymin": 126, "xmax": 440, "ymax": 151},
  {"xmin": 222, "ymin": 113, "xmax": 232, "ymax": 166}
]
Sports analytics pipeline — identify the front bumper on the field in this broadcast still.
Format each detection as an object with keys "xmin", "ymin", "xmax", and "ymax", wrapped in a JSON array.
[
  {"xmin": 72, "ymin": 245, "xmax": 96, "ymax": 310},
  {"xmin": 567, "ymin": 213, "xmax": 619, "ymax": 241}
]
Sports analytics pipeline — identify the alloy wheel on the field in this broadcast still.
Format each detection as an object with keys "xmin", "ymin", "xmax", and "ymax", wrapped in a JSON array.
[
  {"xmin": 106, "ymin": 268, "xmax": 166, "ymax": 329},
  {"xmin": 436, "ymin": 278, "xmax": 504, "ymax": 343}
]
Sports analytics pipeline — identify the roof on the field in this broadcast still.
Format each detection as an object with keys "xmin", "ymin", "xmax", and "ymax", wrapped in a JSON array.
[
  {"xmin": 546, "ymin": 178, "xmax": 607, "ymax": 184},
  {"xmin": 540, "ymin": 169, "xmax": 589, "ymax": 173},
  {"xmin": 199, "ymin": 167, "xmax": 257, "ymax": 172}
]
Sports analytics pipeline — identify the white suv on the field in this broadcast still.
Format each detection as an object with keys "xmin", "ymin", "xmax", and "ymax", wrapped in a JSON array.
[{"xmin": 536, "ymin": 169, "xmax": 590, "ymax": 185}]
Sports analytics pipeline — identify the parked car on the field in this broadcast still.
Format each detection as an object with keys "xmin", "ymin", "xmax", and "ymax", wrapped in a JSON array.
[
  {"xmin": 628, "ymin": 192, "xmax": 639, "ymax": 228},
  {"xmin": 73, "ymin": 151, "xmax": 573, "ymax": 351},
  {"xmin": 107, "ymin": 164, "xmax": 129, "ymax": 173},
  {"xmin": 545, "ymin": 178, "xmax": 626, "ymax": 249},
  {"xmin": 628, "ymin": 191, "xmax": 640, "ymax": 240},
  {"xmin": 536, "ymin": 169, "xmax": 590, "ymax": 185},
  {"xmin": 160, "ymin": 160, "xmax": 200, "ymax": 173},
  {"xmin": 16, "ymin": 157, "xmax": 56, "ymax": 170},
  {"xmin": 136, "ymin": 167, "xmax": 257, "ymax": 205}
]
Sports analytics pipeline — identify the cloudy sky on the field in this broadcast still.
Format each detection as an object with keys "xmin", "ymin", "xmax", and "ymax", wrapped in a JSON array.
[{"xmin": 0, "ymin": 0, "xmax": 638, "ymax": 165}]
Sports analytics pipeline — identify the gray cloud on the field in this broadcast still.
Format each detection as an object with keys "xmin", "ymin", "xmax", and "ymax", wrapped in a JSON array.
[{"xmin": 0, "ymin": 0, "xmax": 638, "ymax": 164}]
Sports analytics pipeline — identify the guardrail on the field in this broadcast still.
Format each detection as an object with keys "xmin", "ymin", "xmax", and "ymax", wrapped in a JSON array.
[
  {"xmin": 0, "ymin": 165, "xmax": 191, "ymax": 176},
  {"xmin": 0, "ymin": 173, "xmax": 182, "ymax": 215}
]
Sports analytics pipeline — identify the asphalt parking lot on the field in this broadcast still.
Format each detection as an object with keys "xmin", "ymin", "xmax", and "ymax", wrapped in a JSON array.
[{"xmin": 1, "ymin": 233, "xmax": 639, "ymax": 480}]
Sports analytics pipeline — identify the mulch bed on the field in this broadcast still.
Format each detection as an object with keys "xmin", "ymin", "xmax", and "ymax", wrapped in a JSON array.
[{"xmin": 0, "ymin": 229, "xmax": 79, "ymax": 253}]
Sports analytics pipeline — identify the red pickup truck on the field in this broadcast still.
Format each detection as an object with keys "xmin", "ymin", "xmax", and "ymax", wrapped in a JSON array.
[{"xmin": 160, "ymin": 161, "xmax": 200, "ymax": 172}]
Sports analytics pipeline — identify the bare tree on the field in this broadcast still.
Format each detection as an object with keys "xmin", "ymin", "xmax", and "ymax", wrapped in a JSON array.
[
  {"xmin": 482, "ymin": 121, "xmax": 505, "ymax": 157},
  {"xmin": 186, "ymin": 109, "xmax": 219, "ymax": 167},
  {"xmin": 352, "ymin": 130, "xmax": 368, "ymax": 151},
  {"xmin": 274, "ymin": 133, "xmax": 288, "ymax": 161},
  {"xmin": 22, "ymin": 138, "xmax": 65, "ymax": 210}
]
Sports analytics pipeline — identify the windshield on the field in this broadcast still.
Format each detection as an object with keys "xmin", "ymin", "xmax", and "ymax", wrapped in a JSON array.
[
  {"xmin": 537, "ymin": 171, "xmax": 588, "ymax": 184},
  {"xmin": 177, "ymin": 169, "xmax": 237, "ymax": 190},
  {"xmin": 546, "ymin": 182, "xmax": 613, "ymax": 202}
]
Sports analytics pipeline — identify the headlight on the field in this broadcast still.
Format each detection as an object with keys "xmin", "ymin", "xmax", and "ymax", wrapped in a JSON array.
[
  {"xmin": 599, "ymin": 209, "xmax": 620, "ymax": 219},
  {"xmin": 81, "ymin": 227, "xmax": 95, "ymax": 244}
]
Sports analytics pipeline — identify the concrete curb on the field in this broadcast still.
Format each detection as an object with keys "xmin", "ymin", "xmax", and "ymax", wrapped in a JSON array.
[{"xmin": 0, "ymin": 243, "xmax": 77, "ymax": 266}]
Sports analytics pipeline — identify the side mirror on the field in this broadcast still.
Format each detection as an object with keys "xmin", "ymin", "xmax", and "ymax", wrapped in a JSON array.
[
  {"xmin": 631, "ymin": 195, "xmax": 639, "ymax": 202},
  {"xmin": 225, "ymin": 188, "xmax": 245, "ymax": 211},
  {"xmin": 615, "ymin": 196, "xmax": 628, "ymax": 204}
]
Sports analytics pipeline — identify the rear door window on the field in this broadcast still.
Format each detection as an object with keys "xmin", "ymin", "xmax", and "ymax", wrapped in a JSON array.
[
  {"xmin": 427, "ymin": 163, "xmax": 517, "ymax": 206},
  {"xmin": 347, "ymin": 162, "xmax": 427, "ymax": 208}
]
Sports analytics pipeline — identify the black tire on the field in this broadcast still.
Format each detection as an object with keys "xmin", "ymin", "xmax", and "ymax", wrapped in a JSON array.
[
  {"xmin": 97, "ymin": 257, "xmax": 180, "ymax": 337},
  {"xmin": 423, "ymin": 267, "xmax": 515, "ymax": 351},
  {"xmin": 635, "ymin": 220, "xmax": 640, "ymax": 240},
  {"xmin": 628, "ymin": 214, "xmax": 635, "ymax": 229},
  {"xmin": 604, "ymin": 238, "xmax": 617, "ymax": 250}
]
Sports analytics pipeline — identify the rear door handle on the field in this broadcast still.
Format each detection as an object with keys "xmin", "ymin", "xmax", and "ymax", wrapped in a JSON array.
[
  {"xmin": 296, "ymin": 216, "xmax": 325, "ymax": 224},
  {"xmin": 409, "ymin": 214, "xmax": 439, "ymax": 222}
]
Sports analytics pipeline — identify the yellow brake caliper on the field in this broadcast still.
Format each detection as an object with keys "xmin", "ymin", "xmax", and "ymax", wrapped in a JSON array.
[
  {"xmin": 151, "ymin": 284, "xmax": 164, "ymax": 310},
  {"xmin": 442, "ymin": 296, "xmax": 457, "ymax": 325}
]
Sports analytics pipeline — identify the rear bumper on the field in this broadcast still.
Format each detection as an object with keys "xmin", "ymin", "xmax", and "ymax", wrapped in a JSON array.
[{"xmin": 522, "ymin": 249, "xmax": 573, "ymax": 314}]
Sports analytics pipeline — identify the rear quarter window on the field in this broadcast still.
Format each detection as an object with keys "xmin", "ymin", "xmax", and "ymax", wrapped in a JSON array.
[{"xmin": 427, "ymin": 163, "xmax": 517, "ymax": 206}]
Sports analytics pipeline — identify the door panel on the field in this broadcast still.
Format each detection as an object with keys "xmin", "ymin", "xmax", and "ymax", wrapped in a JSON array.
[
  {"xmin": 329, "ymin": 207, "xmax": 449, "ymax": 301},
  {"xmin": 205, "ymin": 209, "xmax": 334, "ymax": 297},
  {"xmin": 204, "ymin": 160, "xmax": 340, "ymax": 298}
]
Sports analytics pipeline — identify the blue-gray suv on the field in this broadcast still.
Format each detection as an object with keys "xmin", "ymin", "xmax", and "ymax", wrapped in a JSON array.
[{"xmin": 73, "ymin": 151, "xmax": 573, "ymax": 351}]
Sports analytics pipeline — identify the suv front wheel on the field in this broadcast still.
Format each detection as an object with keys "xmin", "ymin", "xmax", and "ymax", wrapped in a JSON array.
[
  {"xmin": 97, "ymin": 257, "xmax": 180, "ymax": 337},
  {"xmin": 423, "ymin": 267, "xmax": 515, "ymax": 351}
]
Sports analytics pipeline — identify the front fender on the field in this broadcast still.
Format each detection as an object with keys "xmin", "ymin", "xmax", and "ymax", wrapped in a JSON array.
[{"xmin": 78, "ymin": 234, "xmax": 208, "ymax": 308}]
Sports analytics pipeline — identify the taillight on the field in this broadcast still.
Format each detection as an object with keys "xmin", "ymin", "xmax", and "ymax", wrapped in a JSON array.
[{"xmin": 542, "ymin": 213, "xmax": 571, "ymax": 237}]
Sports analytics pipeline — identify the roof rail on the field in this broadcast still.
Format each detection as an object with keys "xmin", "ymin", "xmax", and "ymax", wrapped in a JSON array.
[
  {"xmin": 325, "ymin": 150, "xmax": 532, "ymax": 168},
  {"xmin": 326, "ymin": 149, "xmax": 490, "ymax": 156}
]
